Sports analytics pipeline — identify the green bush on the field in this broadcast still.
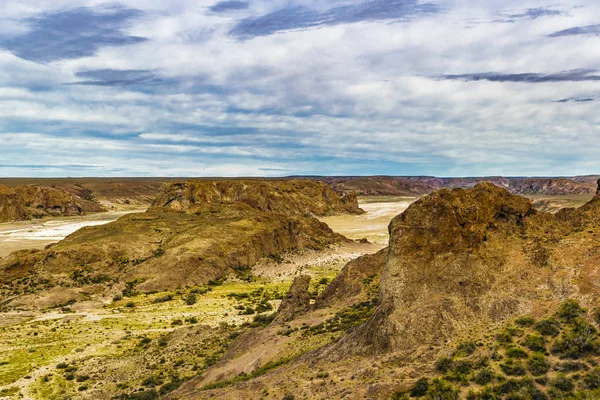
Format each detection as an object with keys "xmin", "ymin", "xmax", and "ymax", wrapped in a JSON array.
[
  {"xmin": 410, "ymin": 378, "xmax": 429, "ymax": 397},
  {"xmin": 426, "ymin": 378, "xmax": 458, "ymax": 400},
  {"xmin": 184, "ymin": 293, "xmax": 197, "ymax": 305},
  {"xmin": 515, "ymin": 316, "xmax": 535, "ymax": 327},
  {"xmin": 433, "ymin": 357, "xmax": 453, "ymax": 374},
  {"xmin": 551, "ymin": 374, "xmax": 574, "ymax": 392},
  {"xmin": 534, "ymin": 319, "xmax": 560, "ymax": 337},
  {"xmin": 505, "ymin": 347, "xmax": 528, "ymax": 359},
  {"xmin": 500, "ymin": 359, "xmax": 527, "ymax": 376},
  {"xmin": 551, "ymin": 319, "xmax": 598, "ymax": 359},
  {"xmin": 153, "ymin": 294, "xmax": 174, "ymax": 303},
  {"xmin": 473, "ymin": 368, "xmax": 494, "ymax": 386},
  {"xmin": 523, "ymin": 334, "xmax": 546, "ymax": 352},
  {"xmin": 584, "ymin": 367, "xmax": 600, "ymax": 389},
  {"xmin": 528, "ymin": 353, "xmax": 550, "ymax": 376},
  {"xmin": 496, "ymin": 331, "xmax": 513, "ymax": 344},
  {"xmin": 455, "ymin": 341, "xmax": 477, "ymax": 357},
  {"xmin": 558, "ymin": 299, "xmax": 585, "ymax": 322}
]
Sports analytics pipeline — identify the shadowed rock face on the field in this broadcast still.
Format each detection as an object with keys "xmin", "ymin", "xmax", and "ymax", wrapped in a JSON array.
[
  {"xmin": 0, "ymin": 184, "xmax": 105, "ymax": 222},
  {"xmin": 339, "ymin": 182, "xmax": 600, "ymax": 354}
]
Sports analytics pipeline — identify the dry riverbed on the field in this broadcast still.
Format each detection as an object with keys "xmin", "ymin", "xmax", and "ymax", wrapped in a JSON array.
[{"xmin": 0, "ymin": 210, "xmax": 145, "ymax": 258}]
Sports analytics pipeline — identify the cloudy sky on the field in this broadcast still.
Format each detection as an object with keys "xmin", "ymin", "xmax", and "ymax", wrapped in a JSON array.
[{"xmin": 0, "ymin": 0, "xmax": 599, "ymax": 177}]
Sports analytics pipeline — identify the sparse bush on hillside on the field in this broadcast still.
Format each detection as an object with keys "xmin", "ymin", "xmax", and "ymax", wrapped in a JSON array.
[
  {"xmin": 523, "ymin": 334, "xmax": 546, "ymax": 352},
  {"xmin": 535, "ymin": 319, "xmax": 561, "ymax": 337},
  {"xmin": 410, "ymin": 377, "xmax": 429, "ymax": 397},
  {"xmin": 528, "ymin": 353, "xmax": 550, "ymax": 376},
  {"xmin": 184, "ymin": 293, "xmax": 197, "ymax": 305},
  {"xmin": 426, "ymin": 378, "xmax": 459, "ymax": 400},
  {"xmin": 455, "ymin": 341, "xmax": 477, "ymax": 357},
  {"xmin": 515, "ymin": 316, "xmax": 535, "ymax": 327},
  {"xmin": 559, "ymin": 299, "xmax": 585, "ymax": 322}
]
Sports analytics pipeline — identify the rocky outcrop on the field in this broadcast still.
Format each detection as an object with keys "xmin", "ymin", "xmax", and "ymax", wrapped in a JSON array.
[
  {"xmin": 273, "ymin": 275, "xmax": 312, "ymax": 323},
  {"xmin": 336, "ymin": 182, "xmax": 600, "ymax": 355},
  {"xmin": 315, "ymin": 248, "xmax": 386, "ymax": 309},
  {"xmin": 0, "ymin": 184, "xmax": 105, "ymax": 223},
  {"xmin": 151, "ymin": 180, "xmax": 364, "ymax": 216}
]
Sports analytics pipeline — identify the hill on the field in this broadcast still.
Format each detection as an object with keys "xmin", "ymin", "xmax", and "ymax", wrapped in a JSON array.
[
  {"xmin": 169, "ymin": 182, "xmax": 600, "ymax": 399},
  {"xmin": 0, "ymin": 180, "xmax": 362, "ymax": 310},
  {"xmin": 0, "ymin": 184, "xmax": 105, "ymax": 223}
]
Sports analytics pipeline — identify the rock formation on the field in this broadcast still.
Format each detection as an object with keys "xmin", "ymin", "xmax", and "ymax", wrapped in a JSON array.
[
  {"xmin": 0, "ymin": 180, "xmax": 359, "ymax": 309},
  {"xmin": 0, "ymin": 184, "xmax": 105, "ymax": 223},
  {"xmin": 151, "ymin": 180, "xmax": 364, "ymax": 216},
  {"xmin": 273, "ymin": 275, "xmax": 311, "ymax": 323}
]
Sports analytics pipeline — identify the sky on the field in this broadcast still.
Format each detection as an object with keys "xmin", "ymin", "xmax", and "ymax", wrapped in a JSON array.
[{"xmin": 0, "ymin": 0, "xmax": 599, "ymax": 177}]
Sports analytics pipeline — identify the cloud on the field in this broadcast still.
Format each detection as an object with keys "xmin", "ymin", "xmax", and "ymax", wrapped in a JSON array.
[
  {"xmin": 209, "ymin": 1, "xmax": 249, "ymax": 13},
  {"xmin": 2, "ymin": 0, "xmax": 600, "ymax": 177},
  {"xmin": 0, "ymin": 5, "xmax": 147, "ymax": 63},
  {"xmin": 230, "ymin": 0, "xmax": 439, "ymax": 38},
  {"xmin": 555, "ymin": 96, "xmax": 595, "ymax": 103},
  {"xmin": 443, "ymin": 69, "xmax": 600, "ymax": 83},
  {"xmin": 548, "ymin": 24, "xmax": 600, "ymax": 37},
  {"xmin": 509, "ymin": 7, "xmax": 562, "ymax": 20}
]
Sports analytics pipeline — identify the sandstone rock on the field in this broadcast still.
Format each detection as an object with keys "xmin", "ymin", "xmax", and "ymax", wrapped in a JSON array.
[
  {"xmin": 151, "ymin": 180, "xmax": 364, "ymax": 216},
  {"xmin": 273, "ymin": 275, "xmax": 312, "ymax": 323},
  {"xmin": 0, "ymin": 184, "xmax": 105, "ymax": 223}
]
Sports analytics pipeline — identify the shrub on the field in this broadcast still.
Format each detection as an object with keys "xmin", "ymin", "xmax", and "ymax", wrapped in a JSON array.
[
  {"xmin": 255, "ymin": 301, "xmax": 273, "ymax": 313},
  {"xmin": 551, "ymin": 374, "xmax": 574, "ymax": 392},
  {"xmin": 56, "ymin": 363, "xmax": 68, "ymax": 369},
  {"xmin": 184, "ymin": 293, "xmax": 197, "ymax": 305},
  {"xmin": 515, "ymin": 316, "xmax": 535, "ymax": 327},
  {"xmin": 153, "ymin": 294, "xmax": 174, "ymax": 303},
  {"xmin": 75, "ymin": 375, "xmax": 90, "ymax": 382},
  {"xmin": 436, "ymin": 357, "xmax": 453, "ymax": 373},
  {"xmin": 558, "ymin": 299, "xmax": 585, "ymax": 322},
  {"xmin": 554, "ymin": 361, "xmax": 588, "ymax": 373},
  {"xmin": 500, "ymin": 359, "xmax": 526, "ymax": 376},
  {"xmin": 251, "ymin": 313, "xmax": 275, "ymax": 327},
  {"xmin": 535, "ymin": 319, "xmax": 560, "ymax": 337},
  {"xmin": 426, "ymin": 379, "xmax": 458, "ymax": 400},
  {"xmin": 584, "ymin": 367, "xmax": 600, "ymax": 389},
  {"xmin": 496, "ymin": 331, "xmax": 513, "ymax": 344},
  {"xmin": 523, "ymin": 334, "xmax": 545, "ymax": 352},
  {"xmin": 551, "ymin": 319, "xmax": 598, "ymax": 359},
  {"xmin": 455, "ymin": 341, "xmax": 477, "ymax": 357},
  {"xmin": 528, "ymin": 353, "xmax": 550, "ymax": 376},
  {"xmin": 410, "ymin": 378, "xmax": 429, "ymax": 397},
  {"xmin": 453, "ymin": 360, "xmax": 473, "ymax": 375},
  {"xmin": 505, "ymin": 347, "xmax": 528, "ymax": 359},
  {"xmin": 125, "ymin": 301, "xmax": 135, "ymax": 308},
  {"xmin": 113, "ymin": 294, "xmax": 123, "ymax": 302},
  {"xmin": 473, "ymin": 368, "xmax": 494, "ymax": 386}
]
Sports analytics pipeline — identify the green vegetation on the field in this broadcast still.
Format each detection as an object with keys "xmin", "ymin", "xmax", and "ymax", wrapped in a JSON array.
[{"xmin": 401, "ymin": 300, "xmax": 600, "ymax": 399}]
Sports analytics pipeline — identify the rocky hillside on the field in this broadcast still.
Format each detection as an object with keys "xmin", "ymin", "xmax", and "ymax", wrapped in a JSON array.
[
  {"xmin": 0, "ymin": 184, "xmax": 105, "ymax": 223},
  {"xmin": 151, "ymin": 180, "xmax": 364, "ymax": 216},
  {"xmin": 170, "ymin": 182, "xmax": 600, "ymax": 399},
  {"xmin": 317, "ymin": 176, "xmax": 597, "ymax": 196},
  {"xmin": 0, "ymin": 180, "xmax": 359, "ymax": 310},
  {"xmin": 0, "ymin": 178, "xmax": 165, "ymax": 211}
]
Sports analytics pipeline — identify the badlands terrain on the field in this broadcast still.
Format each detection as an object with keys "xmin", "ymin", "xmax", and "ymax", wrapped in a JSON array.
[{"xmin": 0, "ymin": 176, "xmax": 599, "ymax": 399}]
